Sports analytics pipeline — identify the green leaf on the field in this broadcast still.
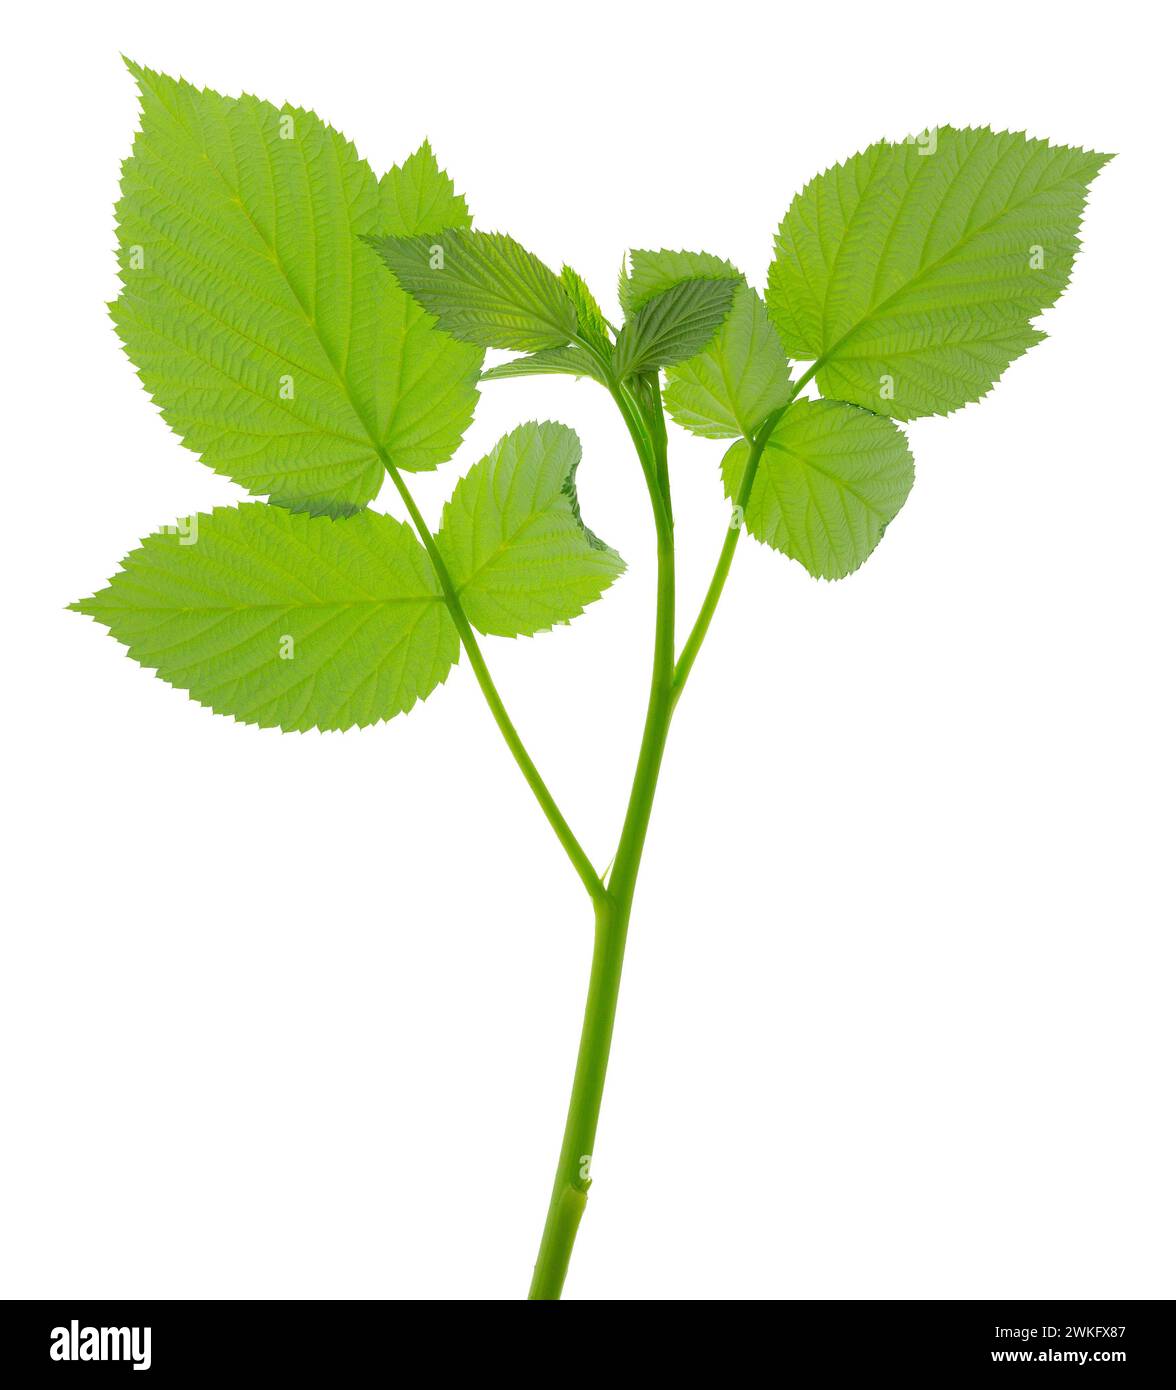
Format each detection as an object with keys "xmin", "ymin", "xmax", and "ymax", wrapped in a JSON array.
[
  {"xmin": 722, "ymin": 399, "xmax": 914, "ymax": 579},
  {"xmin": 560, "ymin": 265, "xmax": 613, "ymax": 354},
  {"xmin": 663, "ymin": 285, "xmax": 793, "ymax": 439},
  {"xmin": 71, "ymin": 504, "xmax": 459, "ymax": 731},
  {"xmin": 613, "ymin": 278, "xmax": 738, "ymax": 380},
  {"xmin": 111, "ymin": 63, "xmax": 481, "ymax": 515},
  {"xmin": 481, "ymin": 345, "xmax": 609, "ymax": 385},
  {"xmin": 378, "ymin": 138, "xmax": 472, "ymax": 237},
  {"xmin": 367, "ymin": 228, "xmax": 578, "ymax": 352},
  {"xmin": 767, "ymin": 126, "xmax": 1111, "ymax": 419},
  {"xmin": 620, "ymin": 249, "xmax": 741, "ymax": 316},
  {"xmin": 436, "ymin": 422, "xmax": 624, "ymax": 638}
]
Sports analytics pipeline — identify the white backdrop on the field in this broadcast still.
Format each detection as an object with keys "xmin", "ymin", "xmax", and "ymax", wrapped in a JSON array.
[{"xmin": 2, "ymin": 0, "xmax": 1171, "ymax": 1300}]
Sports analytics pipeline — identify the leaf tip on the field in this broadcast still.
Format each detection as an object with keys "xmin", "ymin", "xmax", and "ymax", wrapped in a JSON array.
[{"xmin": 68, "ymin": 594, "xmax": 105, "ymax": 621}]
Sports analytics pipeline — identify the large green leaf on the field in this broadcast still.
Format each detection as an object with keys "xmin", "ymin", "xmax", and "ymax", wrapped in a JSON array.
[
  {"xmin": 367, "ymin": 229, "xmax": 578, "ymax": 352},
  {"xmin": 619, "ymin": 249, "xmax": 741, "ymax": 316},
  {"xmin": 722, "ymin": 400, "xmax": 914, "ymax": 579},
  {"xmin": 437, "ymin": 422, "xmax": 624, "ymax": 637},
  {"xmin": 613, "ymin": 278, "xmax": 737, "ymax": 380},
  {"xmin": 111, "ymin": 63, "xmax": 481, "ymax": 515},
  {"xmin": 664, "ymin": 284, "xmax": 794, "ymax": 440},
  {"xmin": 766, "ymin": 126, "xmax": 1111, "ymax": 419},
  {"xmin": 72, "ymin": 504, "xmax": 459, "ymax": 730}
]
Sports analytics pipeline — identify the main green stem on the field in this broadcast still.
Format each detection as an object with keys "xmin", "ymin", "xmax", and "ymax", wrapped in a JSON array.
[
  {"xmin": 389, "ymin": 345, "xmax": 813, "ymax": 1298},
  {"xmin": 528, "ymin": 379, "xmax": 677, "ymax": 1300},
  {"xmin": 528, "ymin": 363, "xmax": 818, "ymax": 1298}
]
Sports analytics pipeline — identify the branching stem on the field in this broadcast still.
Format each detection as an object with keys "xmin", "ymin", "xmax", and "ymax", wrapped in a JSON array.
[
  {"xmin": 528, "ymin": 358, "xmax": 821, "ymax": 1297},
  {"xmin": 391, "ymin": 337, "xmax": 813, "ymax": 1298},
  {"xmin": 528, "ymin": 371, "xmax": 676, "ymax": 1299}
]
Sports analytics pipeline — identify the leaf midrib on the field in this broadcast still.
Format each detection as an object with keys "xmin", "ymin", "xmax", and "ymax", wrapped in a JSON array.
[{"xmin": 86, "ymin": 596, "xmax": 444, "ymax": 615}]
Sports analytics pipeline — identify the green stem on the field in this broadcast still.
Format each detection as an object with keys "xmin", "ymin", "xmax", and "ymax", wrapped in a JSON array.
[
  {"xmin": 608, "ymin": 374, "xmax": 672, "ymax": 538},
  {"xmin": 527, "ymin": 892, "xmax": 627, "ymax": 1300},
  {"xmin": 529, "ymin": 389, "xmax": 677, "ymax": 1299},
  {"xmin": 670, "ymin": 432, "xmax": 764, "ymax": 705},
  {"xmin": 383, "ymin": 458, "xmax": 606, "ymax": 906},
  {"xmin": 529, "ymin": 362, "xmax": 827, "ymax": 1294},
  {"xmin": 672, "ymin": 362, "xmax": 818, "ymax": 703}
]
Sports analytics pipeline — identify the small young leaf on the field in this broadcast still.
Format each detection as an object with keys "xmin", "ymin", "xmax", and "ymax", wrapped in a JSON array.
[
  {"xmin": 722, "ymin": 400, "xmax": 914, "ymax": 579},
  {"xmin": 482, "ymin": 345, "xmax": 609, "ymax": 385},
  {"xmin": 437, "ymin": 422, "xmax": 624, "ymax": 638},
  {"xmin": 620, "ymin": 249, "xmax": 741, "ymax": 316},
  {"xmin": 560, "ymin": 265, "xmax": 613, "ymax": 354},
  {"xmin": 368, "ymin": 229, "xmax": 578, "ymax": 352},
  {"xmin": 613, "ymin": 278, "xmax": 737, "ymax": 380},
  {"xmin": 767, "ymin": 126, "xmax": 1112, "ymax": 419},
  {"xmin": 72, "ymin": 505, "xmax": 458, "ymax": 731},
  {"xmin": 664, "ymin": 285, "xmax": 793, "ymax": 440},
  {"xmin": 112, "ymin": 64, "xmax": 480, "ymax": 515}
]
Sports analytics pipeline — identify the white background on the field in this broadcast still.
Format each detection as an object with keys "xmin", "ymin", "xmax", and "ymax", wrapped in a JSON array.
[{"xmin": 2, "ymin": 0, "xmax": 1172, "ymax": 1301}]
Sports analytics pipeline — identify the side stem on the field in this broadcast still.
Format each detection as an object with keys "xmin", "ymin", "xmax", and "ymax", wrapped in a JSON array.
[
  {"xmin": 383, "ymin": 457, "xmax": 606, "ymax": 905},
  {"xmin": 670, "ymin": 430, "xmax": 765, "ymax": 707},
  {"xmin": 672, "ymin": 362, "xmax": 818, "ymax": 704}
]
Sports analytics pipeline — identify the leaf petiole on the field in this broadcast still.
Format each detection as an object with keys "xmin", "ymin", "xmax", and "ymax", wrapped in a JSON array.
[
  {"xmin": 672, "ymin": 361, "xmax": 819, "ymax": 703},
  {"xmin": 382, "ymin": 455, "xmax": 607, "ymax": 905}
]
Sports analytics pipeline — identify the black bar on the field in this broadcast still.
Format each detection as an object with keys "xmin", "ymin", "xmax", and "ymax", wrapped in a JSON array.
[{"xmin": 2, "ymin": 1298, "xmax": 1171, "ymax": 1379}]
